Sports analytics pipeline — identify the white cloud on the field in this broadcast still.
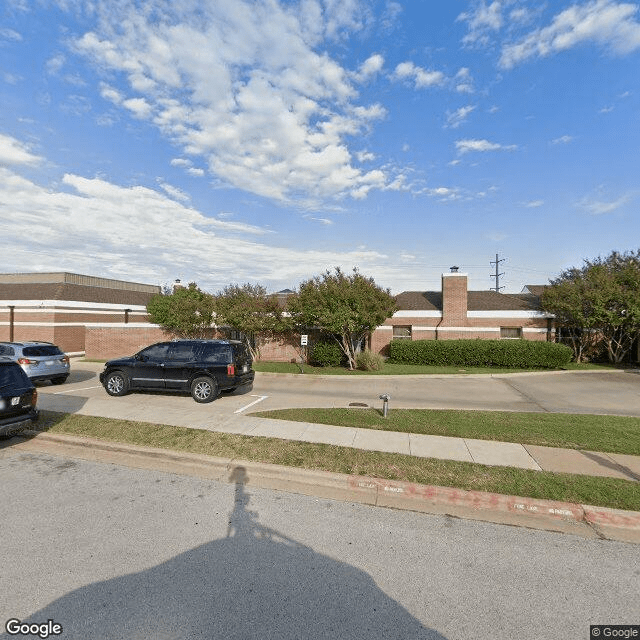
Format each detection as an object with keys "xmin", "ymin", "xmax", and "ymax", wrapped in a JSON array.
[
  {"xmin": 0, "ymin": 28, "xmax": 22, "ymax": 42},
  {"xmin": 458, "ymin": 1, "xmax": 504, "ymax": 45},
  {"xmin": 551, "ymin": 135, "xmax": 573, "ymax": 144},
  {"xmin": 455, "ymin": 138, "xmax": 517, "ymax": 154},
  {"xmin": 356, "ymin": 150, "xmax": 376, "ymax": 162},
  {"xmin": 0, "ymin": 145, "xmax": 389, "ymax": 290},
  {"xmin": 500, "ymin": 0, "xmax": 640, "ymax": 68},
  {"xmin": 579, "ymin": 192, "xmax": 632, "ymax": 214},
  {"xmin": 71, "ymin": 0, "xmax": 393, "ymax": 208},
  {"xmin": 46, "ymin": 54, "xmax": 65, "ymax": 75},
  {"xmin": 122, "ymin": 97, "xmax": 153, "ymax": 118},
  {"xmin": 0, "ymin": 133, "xmax": 43, "ymax": 166},
  {"xmin": 157, "ymin": 181, "xmax": 190, "ymax": 202},
  {"xmin": 393, "ymin": 61, "xmax": 445, "ymax": 88},
  {"xmin": 353, "ymin": 53, "xmax": 384, "ymax": 82},
  {"xmin": 525, "ymin": 200, "xmax": 544, "ymax": 207},
  {"xmin": 445, "ymin": 105, "xmax": 476, "ymax": 128},
  {"xmin": 454, "ymin": 67, "xmax": 475, "ymax": 93}
]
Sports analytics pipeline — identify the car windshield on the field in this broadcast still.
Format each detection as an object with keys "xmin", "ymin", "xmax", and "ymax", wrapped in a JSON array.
[
  {"xmin": 23, "ymin": 345, "xmax": 62, "ymax": 357},
  {"xmin": 0, "ymin": 365, "xmax": 29, "ymax": 388}
]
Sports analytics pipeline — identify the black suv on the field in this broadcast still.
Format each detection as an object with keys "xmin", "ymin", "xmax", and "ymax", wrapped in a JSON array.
[
  {"xmin": 0, "ymin": 357, "xmax": 39, "ymax": 437},
  {"xmin": 99, "ymin": 340, "xmax": 255, "ymax": 403}
]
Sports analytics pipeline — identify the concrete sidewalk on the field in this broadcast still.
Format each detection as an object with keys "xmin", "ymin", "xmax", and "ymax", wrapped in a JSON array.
[{"xmin": 199, "ymin": 414, "xmax": 640, "ymax": 481}]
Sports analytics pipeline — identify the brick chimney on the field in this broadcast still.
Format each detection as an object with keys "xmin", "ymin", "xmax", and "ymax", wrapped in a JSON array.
[{"xmin": 442, "ymin": 266, "xmax": 467, "ymax": 326}]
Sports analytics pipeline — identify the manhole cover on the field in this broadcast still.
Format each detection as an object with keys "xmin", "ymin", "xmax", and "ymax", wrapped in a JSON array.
[{"xmin": 348, "ymin": 402, "xmax": 368, "ymax": 407}]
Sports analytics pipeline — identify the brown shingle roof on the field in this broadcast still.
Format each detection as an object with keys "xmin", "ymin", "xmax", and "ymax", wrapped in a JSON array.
[
  {"xmin": 394, "ymin": 291, "xmax": 442, "ymax": 310},
  {"xmin": 0, "ymin": 283, "xmax": 157, "ymax": 306},
  {"xmin": 395, "ymin": 290, "xmax": 542, "ymax": 312}
]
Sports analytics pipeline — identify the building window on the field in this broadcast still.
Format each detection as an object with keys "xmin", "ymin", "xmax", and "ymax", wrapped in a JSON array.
[
  {"xmin": 393, "ymin": 325, "xmax": 412, "ymax": 340},
  {"xmin": 500, "ymin": 327, "xmax": 523, "ymax": 339}
]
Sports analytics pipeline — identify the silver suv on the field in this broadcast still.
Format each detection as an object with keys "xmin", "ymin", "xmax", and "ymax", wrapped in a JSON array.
[{"xmin": 0, "ymin": 341, "xmax": 70, "ymax": 385}]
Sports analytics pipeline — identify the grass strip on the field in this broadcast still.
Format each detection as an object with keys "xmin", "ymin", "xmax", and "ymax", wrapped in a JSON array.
[
  {"xmin": 253, "ymin": 361, "xmax": 615, "ymax": 375},
  {"xmin": 31, "ymin": 410, "xmax": 640, "ymax": 512},
  {"xmin": 252, "ymin": 408, "xmax": 640, "ymax": 456}
]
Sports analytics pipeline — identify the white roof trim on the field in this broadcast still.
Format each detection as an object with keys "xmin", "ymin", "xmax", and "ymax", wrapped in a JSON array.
[
  {"xmin": 468, "ymin": 311, "xmax": 552, "ymax": 319},
  {"xmin": 0, "ymin": 300, "xmax": 149, "ymax": 311}
]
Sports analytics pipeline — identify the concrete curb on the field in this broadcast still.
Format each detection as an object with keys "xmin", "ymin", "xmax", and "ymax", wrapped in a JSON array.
[{"xmin": 11, "ymin": 430, "xmax": 640, "ymax": 544}]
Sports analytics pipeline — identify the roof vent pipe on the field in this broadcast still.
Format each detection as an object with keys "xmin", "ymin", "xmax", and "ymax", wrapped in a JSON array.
[{"xmin": 450, "ymin": 266, "xmax": 459, "ymax": 273}]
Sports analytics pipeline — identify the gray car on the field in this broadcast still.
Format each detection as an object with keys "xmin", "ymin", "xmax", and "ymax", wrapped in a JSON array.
[{"xmin": 0, "ymin": 341, "xmax": 70, "ymax": 385}]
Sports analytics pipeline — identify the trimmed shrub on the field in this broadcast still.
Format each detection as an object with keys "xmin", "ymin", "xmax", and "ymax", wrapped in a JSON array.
[
  {"xmin": 356, "ymin": 349, "xmax": 384, "ymax": 371},
  {"xmin": 310, "ymin": 340, "xmax": 344, "ymax": 367},
  {"xmin": 388, "ymin": 339, "xmax": 573, "ymax": 369}
]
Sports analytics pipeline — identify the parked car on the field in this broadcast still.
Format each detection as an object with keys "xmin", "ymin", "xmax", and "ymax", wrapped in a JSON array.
[
  {"xmin": 99, "ymin": 339, "xmax": 255, "ymax": 403},
  {"xmin": 0, "ymin": 341, "xmax": 70, "ymax": 385},
  {"xmin": 0, "ymin": 357, "xmax": 39, "ymax": 437}
]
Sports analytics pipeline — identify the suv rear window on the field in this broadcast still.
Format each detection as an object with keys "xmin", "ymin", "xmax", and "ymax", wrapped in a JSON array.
[
  {"xmin": 0, "ymin": 345, "xmax": 15, "ymax": 356},
  {"xmin": 0, "ymin": 364, "xmax": 29, "ymax": 387},
  {"xmin": 23, "ymin": 345, "xmax": 62, "ymax": 357},
  {"xmin": 201, "ymin": 344, "xmax": 232, "ymax": 364}
]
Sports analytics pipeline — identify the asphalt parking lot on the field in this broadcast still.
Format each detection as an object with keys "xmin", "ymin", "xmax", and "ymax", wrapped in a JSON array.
[{"xmin": 33, "ymin": 360, "xmax": 640, "ymax": 427}]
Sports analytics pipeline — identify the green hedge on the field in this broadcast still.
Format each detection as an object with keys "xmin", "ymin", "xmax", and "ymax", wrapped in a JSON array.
[
  {"xmin": 388, "ymin": 339, "xmax": 573, "ymax": 369},
  {"xmin": 310, "ymin": 340, "xmax": 344, "ymax": 367}
]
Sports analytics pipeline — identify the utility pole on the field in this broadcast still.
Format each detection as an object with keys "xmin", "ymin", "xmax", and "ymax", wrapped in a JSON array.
[{"xmin": 490, "ymin": 254, "xmax": 505, "ymax": 292}]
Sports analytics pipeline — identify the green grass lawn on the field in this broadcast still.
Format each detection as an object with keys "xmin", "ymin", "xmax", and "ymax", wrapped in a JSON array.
[
  {"xmin": 253, "ymin": 361, "xmax": 616, "ymax": 375},
  {"xmin": 252, "ymin": 408, "xmax": 640, "ymax": 456},
  {"xmin": 30, "ymin": 411, "xmax": 640, "ymax": 512}
]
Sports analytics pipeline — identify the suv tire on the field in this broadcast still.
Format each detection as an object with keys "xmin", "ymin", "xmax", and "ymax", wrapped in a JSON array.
[
  {"xmin": 191, "ymin": 376, "xmax": 217, "ymax": 403},
  {"xmin": 51, "ymin": 376, "xmax": 69, "ymax": 385},
  {"xmin": 105, "ymin": 371, "xmax": 129, "ymax": 397}
]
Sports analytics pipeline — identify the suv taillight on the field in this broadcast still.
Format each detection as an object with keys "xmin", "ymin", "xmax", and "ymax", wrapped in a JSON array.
[
  {"xmin": 18, "ymin": 358, "xmax": 35, "ymax": 365},
  {"xmin": 61, "ymin": 355, "xmax": 70, "ymax": 364},
  {"xmin": 227, "ymin": 364, "xmax": 235, "ymax": 376}
]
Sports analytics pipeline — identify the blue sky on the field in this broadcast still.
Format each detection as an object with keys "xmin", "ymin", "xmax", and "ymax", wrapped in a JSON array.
[{"xmin": 0, "ymin": 0, "xmax": 638, "ymax": 294}]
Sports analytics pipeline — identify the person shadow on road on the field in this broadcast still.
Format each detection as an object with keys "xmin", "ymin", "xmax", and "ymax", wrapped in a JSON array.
[{"xmin": 2, "ymin": 466, "xmax": 448, "ymax": 640}]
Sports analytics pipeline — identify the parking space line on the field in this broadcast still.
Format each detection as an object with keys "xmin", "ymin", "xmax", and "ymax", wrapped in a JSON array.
[
  {"xmin": 53, "ymin": 385, "xmax": 102, "ymax": 394},
  {"xmin": 234, "ymin": 395, "xmax": 269, "ymax": 414}
]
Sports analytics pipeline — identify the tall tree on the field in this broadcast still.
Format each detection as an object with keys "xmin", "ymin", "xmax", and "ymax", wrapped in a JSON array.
[
  {"xmin": 541, "ymin": 250, "xmax": 640, "ymax": 363},
  {"xmin": 288, "ymin": 267, "xmax": 397, "ymax": 370},
  {"xmin": 214, "ymin": 283, "xmax": 294, "ymax": 360},
  {"xmin": 147, "ymin": 282, "xmax": 215, "ymax": 339}
]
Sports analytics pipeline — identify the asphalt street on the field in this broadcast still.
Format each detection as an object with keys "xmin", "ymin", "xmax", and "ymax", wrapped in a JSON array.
[{"xmin": 1, "ymin": 450, "xmax": 638, "ymax": 640}]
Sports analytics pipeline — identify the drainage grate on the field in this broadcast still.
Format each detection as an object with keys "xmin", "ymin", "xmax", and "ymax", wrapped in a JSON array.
[{"xmin": 348, "ymin": 402, "xmax": 368, "ymax": 407}]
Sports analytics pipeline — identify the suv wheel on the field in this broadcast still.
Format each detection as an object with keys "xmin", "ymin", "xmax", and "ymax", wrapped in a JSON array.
[
  {"xmin": 191, "ymin": 376, "xmax": 217, "ymax": 403},
  {"xmin": 105, "ymin": 371, "xmax": 129, "ymax": 397},
  {"xmin": 51, "ymin": 376, "xmax": 68, "ymax": 385}
]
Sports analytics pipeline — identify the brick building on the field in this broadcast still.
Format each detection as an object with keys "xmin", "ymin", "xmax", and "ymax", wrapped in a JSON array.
[
  {"xmin": 370, "ymin": 268, "xmax": 553, "ymax": 356},
  {"xmin": 0, "ymin": 270, "xmax": 553, "ymax": 361},
  {"xmin": 0, "ymin": 272, "xmax": 162, "ymax": 357}
]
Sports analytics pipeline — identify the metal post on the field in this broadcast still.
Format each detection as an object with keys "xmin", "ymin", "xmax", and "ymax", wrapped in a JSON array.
[
  {"xmin": 9, "ymin": 305, "xmax": 14, "ymax": 342},
  {"xmin": 379, "ymin": 393, "xmax": 390, "ymax": 418}
]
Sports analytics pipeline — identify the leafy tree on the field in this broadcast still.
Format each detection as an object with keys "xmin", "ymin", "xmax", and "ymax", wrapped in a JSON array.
[
  {"xmin": 288, "ymin": 267, "xmax": 397, "ymax": 370},
  {"xmin": 541, "ymin": 250, "xmax": 640, "ymax": 363},
  {"xmin": 213, "ymin": 283, "xmax": 294, "ymax": 360},
  {"xmin": 147, "ymin": 282, "xmax": 215, "ymax": 339}
]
